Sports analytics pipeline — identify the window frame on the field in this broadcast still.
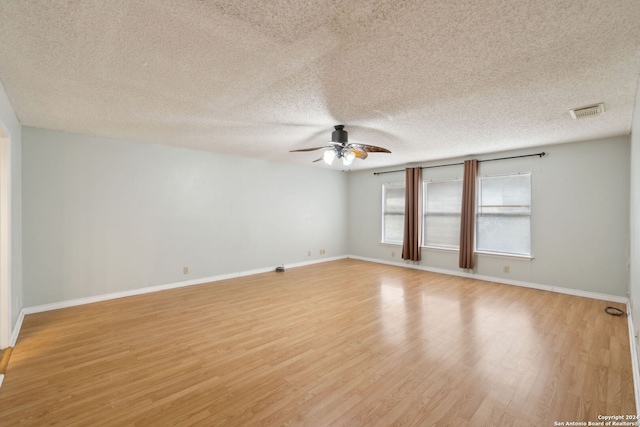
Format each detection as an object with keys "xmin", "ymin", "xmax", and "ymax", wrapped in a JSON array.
[
  {"xmin": 421, "ymin": 177, "xmax": 463, "ymax": 251},
  {"xmin": 381, "ymin": 182, "xmax": 405, "ymax": 245},
  {"xmin": 475, "ymin": 172, "xmax": 532, "ymax": 258},
  {"xmin": 380, "ymin": 172, "xmax": 533, "ymax": 259}
]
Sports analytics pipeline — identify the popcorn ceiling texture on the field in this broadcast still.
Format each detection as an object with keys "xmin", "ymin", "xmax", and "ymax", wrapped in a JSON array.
[{"xmin": 0, "ymin": 0, "xmax": 639, "ymax": 170}]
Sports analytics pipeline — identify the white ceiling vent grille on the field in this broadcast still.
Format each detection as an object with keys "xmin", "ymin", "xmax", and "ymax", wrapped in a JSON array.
[{"xmin": 569, "ymin": 103, "xmax": 605, "ymax": 119}]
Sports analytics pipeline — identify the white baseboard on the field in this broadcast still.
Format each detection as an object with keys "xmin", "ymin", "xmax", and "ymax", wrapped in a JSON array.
[
  {"xmin": 22, "ymin": 253, "xmax": 621, "ymax": 320},
  {"xmin": 282, "ymin": 255, "xmax": 347, "ymax": 269},
  {"xmin": 347, "ymin": 255, "xmax": 628, "ymax": 304},
  {"xmin": 15, "ymin": 253, "xmax": 627, "ymax": 330},
  {"xmin": 627, "ymin": 301, "xmax": 640, "ymax": 416},
  {"xmin": 22, "ymin": 256, "xmax": 349, "ymax": 315},
  {"xmin": 10, "ymin": 308, "xmax": 24, "ymax": 347}
]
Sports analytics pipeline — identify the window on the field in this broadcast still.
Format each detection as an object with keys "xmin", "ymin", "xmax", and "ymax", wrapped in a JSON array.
[
  {"xmin": 476, "ymin": 173, "xmax": 531, "ymax": 256},
  {"xmin": 382, "ymin": 183, "xmax": 404, "ymax": 244},
  {"xmin": 381, "ymin": 172, "xmax": 532, "ymax": 256},
  {"xmin": 423, "ymin": 179, "xmax": 462, "ymax": 249}
]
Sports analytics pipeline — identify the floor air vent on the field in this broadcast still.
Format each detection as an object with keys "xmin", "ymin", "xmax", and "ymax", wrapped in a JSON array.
[{"xmin": 569, "ymin": 103, "xmax": 604, "ymax": 119}]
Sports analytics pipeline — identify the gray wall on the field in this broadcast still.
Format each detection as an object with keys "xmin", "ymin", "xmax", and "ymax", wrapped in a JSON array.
[
  {"xmin": 629, "ymin": 78, "xmax": 640, "ymax": 351},
  {"xmin": 18, "ymin": 127, "xmax": 635, "ymax": 305},
  {"xmin": 0, "ymin": 79, "xmax": 21, "ymax": 333},
  {"xmin": 22, "ymin": 127, "xmax": 348, "ymax": 306},
  {"xmin": 349, "ymin": 136, "xmax": 630, "ymax": 297}
]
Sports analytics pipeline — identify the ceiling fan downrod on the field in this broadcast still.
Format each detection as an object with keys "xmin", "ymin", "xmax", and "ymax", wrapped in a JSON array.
[
  {"xmin": 289, "ymin": 124, "xmax": 391, "ymax": 166},
  {"xmin": 331, "ymin": 125, "xmax": 348, "ymax": 145}
]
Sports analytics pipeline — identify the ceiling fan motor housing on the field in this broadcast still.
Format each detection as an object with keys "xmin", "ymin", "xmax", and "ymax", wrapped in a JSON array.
[{"xmin": 332, "ymin": 125, "xmax": 348, "ymax": 144}]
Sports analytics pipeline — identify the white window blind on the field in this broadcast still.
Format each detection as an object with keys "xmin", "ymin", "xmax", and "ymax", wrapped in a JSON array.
[
  {"xmin": 382, "ymin": 183, "xmax": 405, "ymax": 244},
  {"xmin": 476, "ymin": 173, "xmax": 531, "ymax": 256},
  {"xmin": 423, "ymin": 179, "xmax": 462, "ymax": 249}
]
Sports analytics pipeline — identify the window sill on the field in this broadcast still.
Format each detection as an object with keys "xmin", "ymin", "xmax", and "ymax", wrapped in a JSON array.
[
  {"xmin": 421, "ymin": 246, "xmax": 458, "ymax": 253},
  {"xmin": 383, "ymin": 243, "xmax": 533, "ymax": 260},
  {"xmin": 421, "ymin": 246, "xmax": 533, "ymax": 260},
  {"xmin": 475, "ymin": 251, "xmax": 534, "ymax": 260}
]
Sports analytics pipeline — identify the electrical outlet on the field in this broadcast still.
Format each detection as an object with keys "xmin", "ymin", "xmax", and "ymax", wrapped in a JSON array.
[
  {"xmin": 183, "ymin": 266, "xmax": 189, "ymax": 274},
  {"xmin": 503, "ymin": 266, "xmax": 509, "ymax": 273},
  {"xmin": 319, "ymin": 249, "xmax": 325, "ymax": 255},
  {"xmin": 391, "ymin": 251, "xmax": 395, "ymax": 257},
  {"xmin": 308, "ymin": 251, "xmax": 311, "ymax": 256}
]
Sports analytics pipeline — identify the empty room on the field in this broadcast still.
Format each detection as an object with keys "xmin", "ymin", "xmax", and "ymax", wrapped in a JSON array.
[{"xmin": 1, "ymin": 1, "xmax": 640, "ymax": 426}]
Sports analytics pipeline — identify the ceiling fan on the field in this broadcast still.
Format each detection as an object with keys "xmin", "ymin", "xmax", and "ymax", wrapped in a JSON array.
[{"xmin": 290, "ymin": 125, "xmax": 391, "ymax": 166}]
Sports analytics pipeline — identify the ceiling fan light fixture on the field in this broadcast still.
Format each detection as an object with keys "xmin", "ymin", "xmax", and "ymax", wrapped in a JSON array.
[
  {"xmin": 342, "ymin": 150, "xmax": 355, "ymax": 166},
  {"xmin": 290, "ymin": 125, "xmax": 391, "ymax": 165},
  {"xmin": 323, "ymin": 149, "xmax": 335, "ymax": 165}
]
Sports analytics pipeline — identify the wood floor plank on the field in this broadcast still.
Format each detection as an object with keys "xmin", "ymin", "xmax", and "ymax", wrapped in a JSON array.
[{"xmin": 0, "ymin": 259, "xmax": 635, "ymax": 426}]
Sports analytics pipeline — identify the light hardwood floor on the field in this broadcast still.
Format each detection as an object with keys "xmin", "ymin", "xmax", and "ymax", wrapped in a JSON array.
[{"xmin": 0, "ymin": 259, "xmax": 634, "ymax": 426}]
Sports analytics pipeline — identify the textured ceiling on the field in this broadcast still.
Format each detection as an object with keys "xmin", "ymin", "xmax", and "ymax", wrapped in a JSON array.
[{"xmin": 0, "ymin": 0, "xmax": 639, "ymax": 170}]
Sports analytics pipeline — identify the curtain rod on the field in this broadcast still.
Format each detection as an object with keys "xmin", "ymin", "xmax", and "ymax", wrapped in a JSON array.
[{"xmin": 373, "ymin": 152, "xmax": 546, "ymax": 176}]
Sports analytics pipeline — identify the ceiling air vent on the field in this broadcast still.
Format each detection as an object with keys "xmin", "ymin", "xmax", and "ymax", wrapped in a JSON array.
[{"xmin": 569, "ymin": 103, "xmax": 604, "ymax": 119}]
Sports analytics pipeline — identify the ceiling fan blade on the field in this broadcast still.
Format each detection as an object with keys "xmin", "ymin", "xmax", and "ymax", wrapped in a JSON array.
[
  {"xmin": 359, "ymin": 144, "xmax": 391, "ymax": 153},
  {"xmin": 350, "ymin": 148, "xmax": 368, "ymax": 159},
  {"xmin": 289, "ymin": 146, "xmax": 329, "ymax": 152},
  {"xmin": 291, "ymin": 126, "xmax": 392, "ymax": 163}
]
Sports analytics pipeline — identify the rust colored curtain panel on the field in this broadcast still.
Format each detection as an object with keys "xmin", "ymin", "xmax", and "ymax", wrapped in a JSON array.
[
  {"xmin": 459, "ymin": 160, "xmax": 478, "ymax": 269},
  {"xmin": 402, "ymin": 167, "xmax": 422, "ymax": 261}
]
